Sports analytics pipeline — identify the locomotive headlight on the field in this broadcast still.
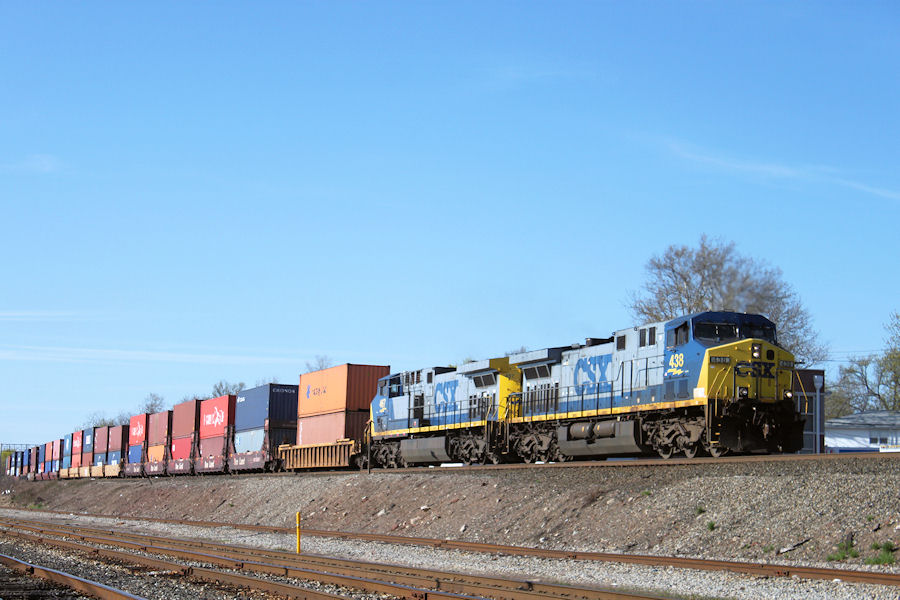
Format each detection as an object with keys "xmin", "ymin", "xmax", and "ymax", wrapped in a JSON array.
[
  {"xmin": 751, "ymin": 343, "xmax": 761, "ymax": 359},
  {"xmin": 739, "ymin": 386, "xmax": 749, "ymax": 398},
  {"xmin": 783, "ymin": 390, "xmax": 794, "ymax": 400}
]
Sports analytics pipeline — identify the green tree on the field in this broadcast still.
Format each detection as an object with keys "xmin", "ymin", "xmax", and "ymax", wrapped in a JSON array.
[
  {"xmin": 629, "ymin": 235, "xmax": 828, "ymax": 365},
  {"xmin": 827, "ymin": 312, "xmax": 900, "ymax": 417}
]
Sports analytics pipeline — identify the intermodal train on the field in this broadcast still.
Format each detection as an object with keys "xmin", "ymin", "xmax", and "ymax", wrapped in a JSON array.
[{"xmin": 6, "ymin": 311, "xmax": 806, "ymax": 481}]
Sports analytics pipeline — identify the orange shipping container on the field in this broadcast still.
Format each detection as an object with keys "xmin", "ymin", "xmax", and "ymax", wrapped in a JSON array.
[
  {"xmin": 296, "ymin": 410, "xmax": 368, "ymax": 446},
  {"xmin": 298, "ymin": 363, "xmax": 389, "ymax": 417},
  {"xmin": 147, "ymin": 445, "xmax": 166, "ymax": 462}
]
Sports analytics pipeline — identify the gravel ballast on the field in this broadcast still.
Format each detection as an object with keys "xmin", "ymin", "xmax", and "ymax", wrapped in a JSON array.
[{"xmin": 2, "ymin": 454, "xmax": 899, "ymax": 599}]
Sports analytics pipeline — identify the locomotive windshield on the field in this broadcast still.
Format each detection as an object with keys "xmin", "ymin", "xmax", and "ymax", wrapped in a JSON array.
[{"xmin": 692, "ymin": 319, "xmax": 777, "ymax": 345}]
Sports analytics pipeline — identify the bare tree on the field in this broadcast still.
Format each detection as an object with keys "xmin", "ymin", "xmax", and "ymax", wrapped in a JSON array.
[
  {"xmin": 629, "ymin": 235, "xmax": 828, "ymax": 365},
  {"xmin": 81, "ymin": 411, "xmax": 118, "ymax": 429},
  {"xmin": 138, "ymin": 393, "xmax": 166, "ymax": 414},
  {"xmin": 211, "ymin": 380, "xmax": 245, "ymax": 396},
  {"xmin": 254, "ymin": 376, "xmax": 281, "ymax": 386},
  {"xmin": 505, "ymin": 346, "xmax": 528, "ymax": 357},
  {"xmin": 305, "ymin": 355, "xmax": 333, "ymax": 373},
  {"xmin": 827, "ymin": 312, "xmax": 900, "ymax": 416}
]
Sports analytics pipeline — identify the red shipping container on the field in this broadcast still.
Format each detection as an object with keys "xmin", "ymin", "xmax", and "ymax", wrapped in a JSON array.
[
  {"xmin": 148, "ymin": 410, "xmax": 172, "ymax": 445},
  {"xmin": 173, "ymin": 399, "xmax": 200, "ymax": 438},
  {"xmin": 52, "ymin": 439, "xmax": 61, "ymax": 461},
  {"xmin": 296, "ymin": 410, "xmax": 369, "ymax": 446},
  {"xmin": 198, "ymin": 436, "xmax": 225, "ymax": 458},
  {"xmin": 298, "ymin": 364, "xmax": 389, "ymax": 417},
  {"xmin": 94, "ymin": 426, "xmax": 109, "ymax": 453},
  {"xmin": 73, "ymin": 431, "xmax": 83, "ymax": 455},
  {"xmin": 108, "ymin": 426, "xmax": 126, "ymax": 451},
  {"xmin": 130, "ymin": 414, "xmax": 149, "ymax": 445},
  {"xmin": 199, "ymin": 395, "xmax": 236, "ymax": 439},
  {"xmin": 170, "ymin": 436, "xmax": 193, "ymax": 460},
  {"xmin": 72, "ymin": 453, "xmax": 82, "ymax": 469},
  {"xmin": 80, "ymin": 451, "xmax": 91, "ymax": 466}
]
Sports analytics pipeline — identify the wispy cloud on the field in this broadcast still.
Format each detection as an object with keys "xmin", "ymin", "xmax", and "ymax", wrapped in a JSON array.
[
  {"xmin": 1, "ymin": 154, "xmax": 64, "ymax": 174},
  {"xmin": 0, "ymin": 344, "xmax": 309, "ymax": 366},
  {"xmin": 0, "ymin": 311, "xmax": 80, "ymax": 322},
  {"xmin": 667, "ymin": 141, "xmax": 900, "ymax": 202}
]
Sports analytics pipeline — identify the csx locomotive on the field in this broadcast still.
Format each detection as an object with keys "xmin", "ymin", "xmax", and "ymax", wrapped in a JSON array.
[{"xmin": 368, "ymin": 311, "xmax": 804, "ymax": 466}]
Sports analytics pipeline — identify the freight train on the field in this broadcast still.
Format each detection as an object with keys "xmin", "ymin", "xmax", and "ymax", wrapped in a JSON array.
[{"xmin": 6, "ymin": 311, "xmax": 806, "ymax": 481}]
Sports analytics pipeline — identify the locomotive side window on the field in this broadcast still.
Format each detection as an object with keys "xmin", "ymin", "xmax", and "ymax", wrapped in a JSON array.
[
  {"xmin": 616, "ymin": 335, "xmax": 626, "ymax": 350},
  {"xmin": 666, "ymin": 323, "xmax": 690, "ymax": 347},
  {"xmin": 648, "ymin": 327, "xmax": 656, "ymax": 345},
  {"xmin": 639, "ymin": 329, "xmax": 647, "ymax": 347}
]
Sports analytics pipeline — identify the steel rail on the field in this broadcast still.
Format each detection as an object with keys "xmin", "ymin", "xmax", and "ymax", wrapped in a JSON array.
[
  {"xmin": 0, "ymin": 529, "xmax": 374, "ymax": 600},
  {"xmin": 8, "ymin": 511, "xmax": 900, "ymax": 589},
  {"xmin": 0, "ymin": 519, "xmax": 666, "ymax": 600},
  {"xmin": 0, "ymin": 552, "xmax": 148, "ymax": 600},
  {"xmin": 23, "ymin": 450, "xmax": 900, "ymax": 483},
  {"xmin": 2, "ymin": 518, "xmax": 659, "ymax": 600}
]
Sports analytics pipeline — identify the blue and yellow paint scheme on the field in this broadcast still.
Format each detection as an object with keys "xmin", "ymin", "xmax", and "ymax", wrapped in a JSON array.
[{"xmin": 367, "ymin": 311, "xmax": 804, "ymax": 464}]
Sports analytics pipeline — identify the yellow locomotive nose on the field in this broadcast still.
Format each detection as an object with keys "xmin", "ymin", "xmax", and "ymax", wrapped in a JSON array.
[{"xmin": 703, "ymin": 339, "xmax": 795, "ymax": 404}]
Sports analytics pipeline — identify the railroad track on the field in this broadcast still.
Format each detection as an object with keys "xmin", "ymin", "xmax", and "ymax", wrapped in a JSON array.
[
  {"xmin": 7, "ymin": 511, "xmax": 900, "ymax": 589},
  {"xmin": 0, "ymin": 517, "xmax": 665, "ymax": 600},
  {"xmin": 20, "ymin": 450, "xmax": 899, "ymax": 482},
  {"xmin": 0, "ymin": 551, "xmax": 146, "ymax": 599}
]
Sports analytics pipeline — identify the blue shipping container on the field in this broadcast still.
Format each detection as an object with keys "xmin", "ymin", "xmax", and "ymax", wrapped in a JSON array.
[
  {"xmin": 53, "ymin": 460, "xmax": 59, "ymax": 471},
  {"xmin": 127, "ymin": 444, "xmax": 142, "ymax": 464},
  {"xmin": 62, "ymin": 455, "xmax": 71, "ymax": 469},
  {"xmin": 234, "ymin": 384, "xmax": 299, "ymax": 432},
  {"xmin": 38, "ymin": 446, "xmax": 45, "ymax": 463},
  {"xmin": 94, "ymin": 453, "xmax": 106, "ymax": 466},
  {"xmin": 63, "ymin": 434, "xmax": 73, "ymax": 457},
  {"xmin": 107, "ymin": 450, "xmax": 122, "ymax": 465},
  {"xmin": 234, "ymin": 427, "xmax": 296, "ymax": 453},
  {"xmin": 82, "ymin": 429, "xmax": 94, "ymax": 453}
]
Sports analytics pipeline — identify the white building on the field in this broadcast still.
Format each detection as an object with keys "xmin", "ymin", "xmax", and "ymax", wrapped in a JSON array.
[{"xmin": 824, "ymin": 411, "xmax": 900, "ymax": 453}]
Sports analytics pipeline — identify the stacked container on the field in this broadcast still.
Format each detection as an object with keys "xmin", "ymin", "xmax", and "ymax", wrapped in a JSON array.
[
  {"xmin": 230, "ymin": 384, "xmax": 299, "ymax": 472},
  {"xmin": 43, "ymin": 442, "xmax": 51, "ymax": 478},
  {"xmin": 297, "ymin": 364, "xmax": 389, "ymax": 446},
  {"xmin": 51, "ymin": 439, "xmax": 61, "ymax": 478},
  {"xmin": 195, "ymin": 395, "xmax": 236, "ymax": 473},
  {"xmin": 79, "ymin": 428, "xmax": 93, "ymax": 478},
  {"xmin": 61, "ymin": 434, "xmax": 73, "ymax": 478},
  {"xmin": 37, "ymin": 445, "xmax": 45, "ymax": 477},
  {"xmin": 91, "ymin": 426, "xmax": 109, "ymax": 477},
  {"xmin": 145, "ymin": 410, "xmax": 172, "ymax": 475},
  {"xmin": 169, "ymin": 399, "xmax": 200, "ymax": 475},
  {"xmin": 23, "ymin": 448, "xmax": 31, "ymax": 477},
  {"xmin": 30, "ymin": 446, "xmax": 38, "ymax": 479},
  {"xmin": 126, "ymin": 414, "xmax": 149, "ymax": 477},
  {"xmin": 105, "ymin": 425, "xmax": 127, "ymax": 477}
]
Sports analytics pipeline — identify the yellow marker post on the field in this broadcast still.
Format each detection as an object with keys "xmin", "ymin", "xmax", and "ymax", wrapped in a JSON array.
[{"xmin": 296, "ymin": 511, "xmax": 301, "ymax": 554}]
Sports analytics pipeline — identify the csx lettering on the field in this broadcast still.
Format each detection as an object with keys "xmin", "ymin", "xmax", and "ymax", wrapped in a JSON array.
[
  {"xmin": 434, "ymin": 380, "xmax": 459, "ymax": 412},
  {"xmin": 574, "ymin": 355, "xmax": 612, "ymax": 395},
  {"xmin": 734, "ymin": 361, "xmax": 775, "ymax": 378}
]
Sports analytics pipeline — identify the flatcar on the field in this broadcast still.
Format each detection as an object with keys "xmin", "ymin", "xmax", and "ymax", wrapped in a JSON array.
[{"xmin": 367, "ymin": 311, "xmax": 804, "ymax": 465}]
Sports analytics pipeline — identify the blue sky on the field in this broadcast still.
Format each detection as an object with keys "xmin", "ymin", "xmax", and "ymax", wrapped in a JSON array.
[{"xmin": 2, "ymin": 3, "xmax": 898, "ymax": 446}]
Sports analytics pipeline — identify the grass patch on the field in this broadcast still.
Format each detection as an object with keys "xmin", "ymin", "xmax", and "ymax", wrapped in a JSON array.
[
  {"xmin": 827, "ymin": 538, "xmax": 860, "ymax": 561},
  {"xmin": 763, "ymin": 544, "xmax": 775, "ymax": 553},
  {"xmin": 707, "ymin": 521, "xmax": 716, "ymax": 531},
  {"xmin": 641, "ymin": 490, "xmax": 651, "ymax": 497},
  {"xmin": 26, "ymin": 502, "xmax": 44, "ymax": 510},
  {"xmin": 695, "ymin": 506, "xmax": 706, "ymax": 515},
  {"xmin": 867, "ymin": 515, "xmax": 875, "ymax": 522},
  {"xmin": 866, "ymin": 542, "xmax": 896, "ymax": 565}
]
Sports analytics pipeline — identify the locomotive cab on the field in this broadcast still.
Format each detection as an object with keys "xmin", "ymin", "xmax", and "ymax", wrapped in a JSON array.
[{"xmin": 663, "ymin": 312, "xmax": 804, "ymax": 454}]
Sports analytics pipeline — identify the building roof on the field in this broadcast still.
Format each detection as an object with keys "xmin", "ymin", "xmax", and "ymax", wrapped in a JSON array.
[{"xmin": 826, "ymin": 411, "xmax": 900, "ymax": 429}]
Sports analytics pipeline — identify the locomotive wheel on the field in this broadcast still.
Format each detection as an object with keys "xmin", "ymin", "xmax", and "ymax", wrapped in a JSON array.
[
  {"xmin": 707, "ymin": 445, "xmax": 728, "ymax": 458},
  {"xmin": 682, "ymin": 444, "xmax": 699, "ymax": 459},
  {"xmin": 657, "ymin": 445, "xmax": 674, "ymax": 459}
]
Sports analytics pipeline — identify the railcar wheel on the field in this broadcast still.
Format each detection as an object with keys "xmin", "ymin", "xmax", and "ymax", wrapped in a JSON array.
[
  {"xmin": 657, "ymin": 445, "xmax": 674, "ymax": 459},
  {"xmin": 683, "ymin": 444, "xmax": 699, "ymax": 459}
]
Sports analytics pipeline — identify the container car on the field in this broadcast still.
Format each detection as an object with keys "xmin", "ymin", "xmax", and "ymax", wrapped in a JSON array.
[{"xmin": 195, "ymin": 395, "xmax": 235, "ymax": 473}]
